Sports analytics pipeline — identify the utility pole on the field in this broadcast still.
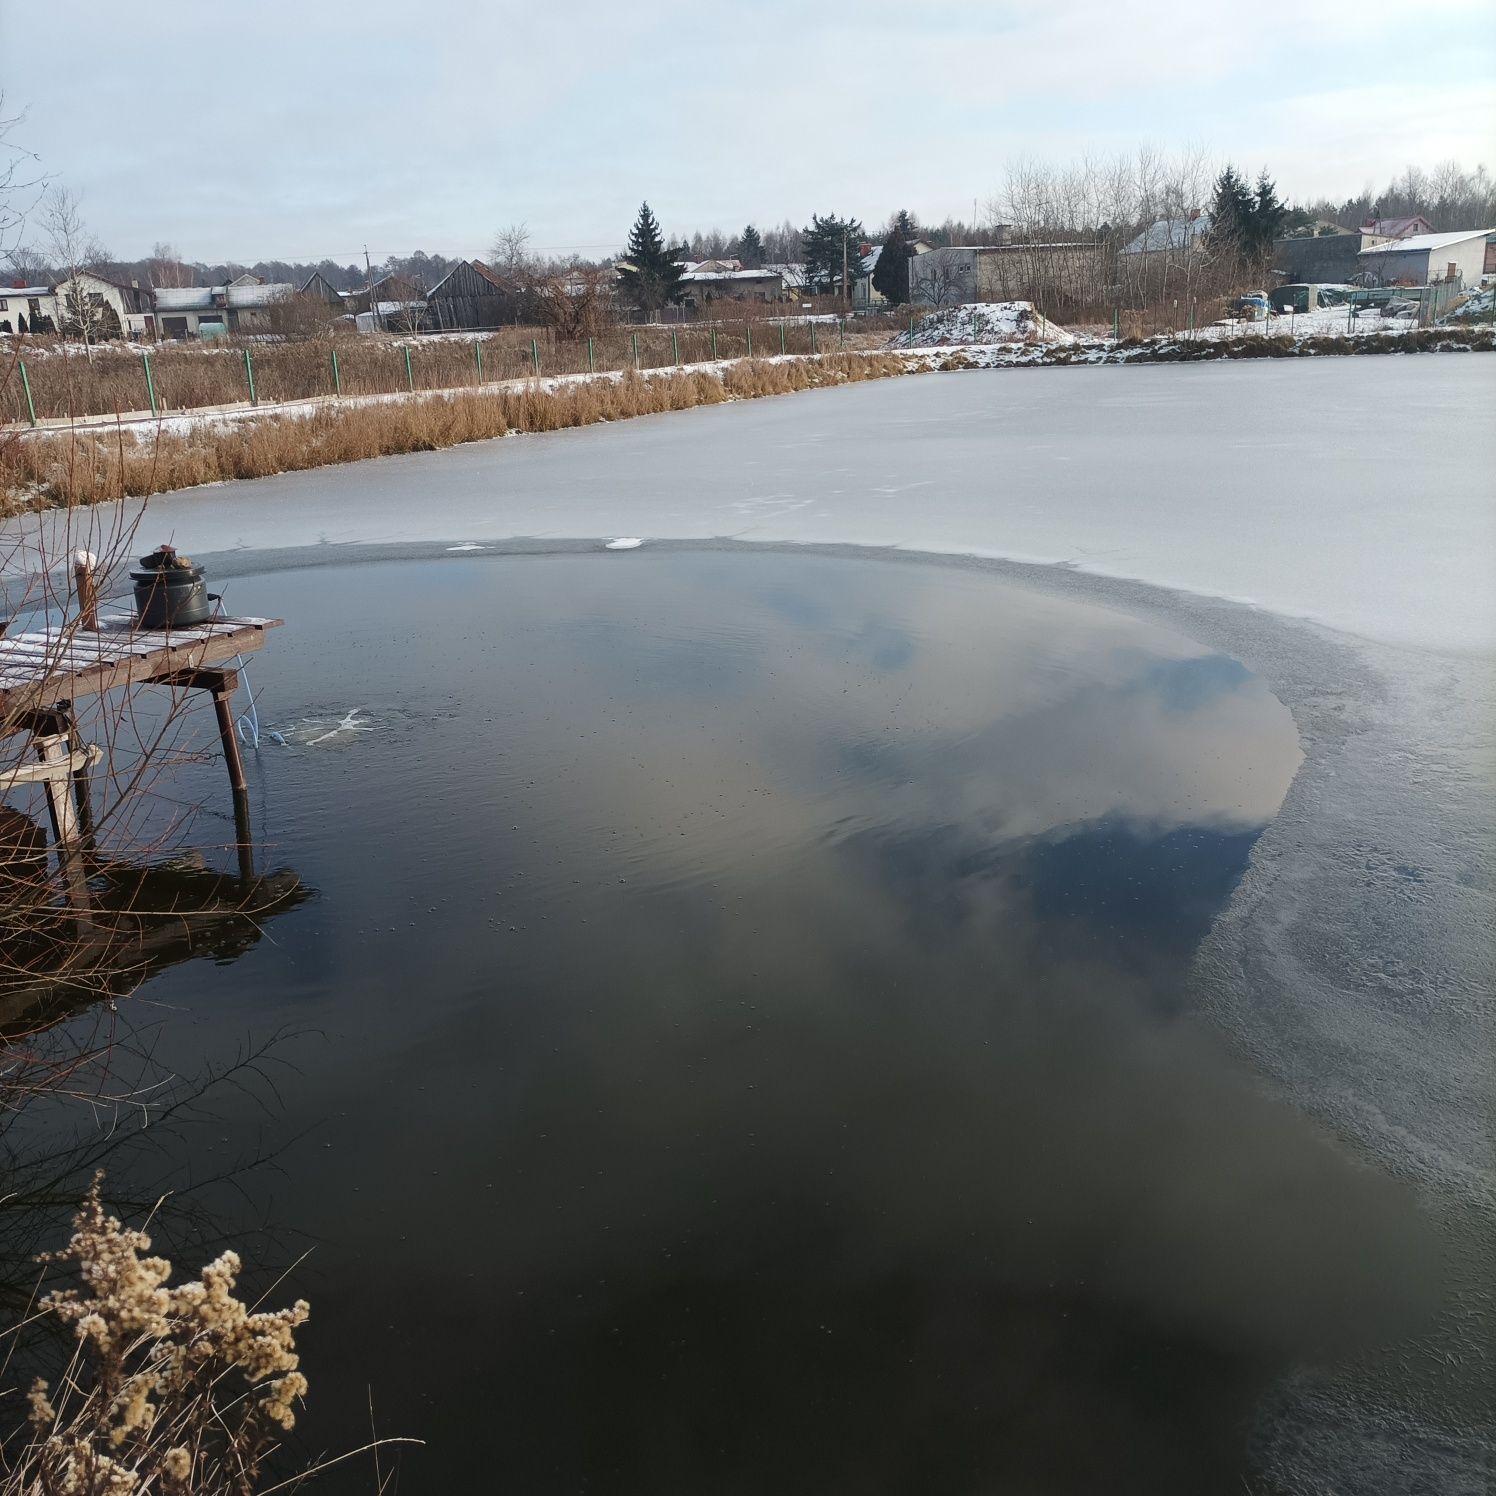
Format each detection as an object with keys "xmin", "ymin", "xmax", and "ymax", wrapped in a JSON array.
[
  {"xmin": 842, "ymin": 228, "xmax": 849, "ymax": 309},
  {"xmin": 363, "ymin": 245, "xmax": 382, "ymax": 334}
]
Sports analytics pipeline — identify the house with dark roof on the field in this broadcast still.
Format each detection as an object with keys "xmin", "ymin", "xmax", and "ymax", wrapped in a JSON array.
[
  {"xmin": 300, "ymin": 271, "xmax": 347, "ymax": 304},
  {"xmin": 51, "ymin": 272, "xmax": 156, "ymax": 339}
]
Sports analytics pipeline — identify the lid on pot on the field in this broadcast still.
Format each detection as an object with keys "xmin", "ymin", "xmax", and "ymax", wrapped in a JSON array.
[{"xmin": 138, "ymin": 544, "xmax": 199, "ymax": 572}]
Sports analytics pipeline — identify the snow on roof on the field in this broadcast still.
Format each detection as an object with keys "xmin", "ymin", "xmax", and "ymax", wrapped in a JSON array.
[
  {"xmin": 763, "ymin": 262, "xmax": 806, "ymax": 288},
  {"xmin": 4, "ymin": 285, "xmax": 52, "ymax": 297},
  {"xmin": 1123, "ymin": 214, "xmax": 1212, "ymax": 255},
  {"xmin": 1359, "ymin": 229, "xmax": 1492, "ymax": 255},
  {"xmin": 679, "ymin": 266, "xmax": 781, "ymax": 281},
  {"xmin": 226, "ymin": 282, "xmax": 293, "ymax": 307},
  {"xmin": 155, "ymin": 283, "xmax": 294, "ymax": 310},
  {"xmin": 154, "ymin": 287, "xmax": 213, "ymax": 310}
]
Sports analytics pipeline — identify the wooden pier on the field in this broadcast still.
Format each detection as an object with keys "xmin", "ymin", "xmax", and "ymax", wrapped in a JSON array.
[{"xmin": 0, "ymin": 610, "xmax": 283, "ymax": 873}]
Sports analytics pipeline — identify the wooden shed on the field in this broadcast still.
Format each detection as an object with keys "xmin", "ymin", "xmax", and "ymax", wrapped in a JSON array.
[{"xmin": 426, "ymin": 260, "xmax": 518, "ymax": 331}]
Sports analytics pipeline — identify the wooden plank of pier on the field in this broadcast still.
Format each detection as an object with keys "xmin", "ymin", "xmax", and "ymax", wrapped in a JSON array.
[{"xmin": 0, "ymin": 615, "xmax": 282, "ymax": 715}]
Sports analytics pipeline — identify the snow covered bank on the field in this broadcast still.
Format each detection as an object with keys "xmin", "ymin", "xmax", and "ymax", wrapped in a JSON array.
[{"xmin": 890, "ymin": 302, "xmax": 1076, "ymax": 348}]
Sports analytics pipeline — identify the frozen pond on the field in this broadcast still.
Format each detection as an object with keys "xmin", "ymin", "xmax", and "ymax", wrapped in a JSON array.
[
  {"xmin": 16, "ymin": 355, "xmax": 1495, "ymax": 653},
  {"xmin": 3, "ymin": 356, "xmax": 1492, "ymax": 1492}
]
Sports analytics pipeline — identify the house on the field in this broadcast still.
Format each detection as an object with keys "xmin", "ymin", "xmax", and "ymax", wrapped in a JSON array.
[
  {"xmin": 1122, "ymin": 210, "xmax": 1212, "ymax": 255},
  {"xmin": 154, "ymin": 282, "xmax": 295, "ymax": 338},
  {"xmin": 424, "ymin": 260, "xmax": 514, "ymax": 330},
  {"xmin": 906, "ymin": 241, "xmax": 1105, "ymax": 307},
  {"xmin": 1361, "ymin": 215, "xmax": 1434, "ymax": 240},
  {"xmin": 51, "ymin": 272, "xmax": 157, "ymax": 339},
  {"xmin": 677, "ymin": 259, "xmax": 785, "ymax": 307},
  {"xmin": 0, "ymin": 283, "xmax": 59, "ymax": 335},
  {"xmin": 1357, "ymin": 229, "xmax": 1493, "ymax": 287},
  {"xmin": 764, "ymin": 263, "xmax": 807, "ymax": 297},
  {"xmin": 851, "ymin": 239, "xmax": 936, "ymax": 309}
]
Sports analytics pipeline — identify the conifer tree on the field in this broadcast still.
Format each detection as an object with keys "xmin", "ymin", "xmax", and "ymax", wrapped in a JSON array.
[
  {"xmin": 735, "ymin": 224, "xmax": 765, "ymax": 268},
  {"xmin": 617, "ymin": 202, "xmax": 685, "ymax": 314},
  {"xmin": 801, "ymin": 213, "xmax": 866, "ymax": 297},
  {"xmin": 872, "ymin": 208, "xmax": 918, "ymax": 305}
]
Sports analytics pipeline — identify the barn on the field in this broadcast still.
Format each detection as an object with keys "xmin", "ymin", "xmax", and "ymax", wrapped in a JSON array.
[{"xmin": 425, "ymin": 260, "xmax": 517, "ymax": 331}]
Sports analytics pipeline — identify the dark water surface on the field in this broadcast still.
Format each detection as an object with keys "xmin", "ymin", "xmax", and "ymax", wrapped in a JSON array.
[{"xmin": 14, "ymin": 551, "xmax": 1446, "ymax": 1493}]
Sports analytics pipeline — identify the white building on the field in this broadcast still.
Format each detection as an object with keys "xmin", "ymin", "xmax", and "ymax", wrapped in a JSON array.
[
  {"xmin": 0, "ymin": 284, "xmax": 59, "ymax": 335},
  {"xmin": 1357, "ymin": 229, "xmax": 1493, "ymax": 288},
  {"xmin": 49, "ymin": 272, "xmax": 156, "ymax": 339}
]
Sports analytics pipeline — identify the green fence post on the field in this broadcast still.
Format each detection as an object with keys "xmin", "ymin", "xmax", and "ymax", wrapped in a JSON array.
[
  {"xmin": 404, "ymin": 346, "xmax": 415, "ymax": 391},
  {"xmin": 710, "ymin": 327, "xmax": 717, "ymax": 360},
  {"xmin": 1112, "ymin": 307, "xmax": 1119, "ymax": 340},
  {"xmin": 531, "ymin": 338, "xmax": 540, "ymax": 375},
  {"xmin": 671, "ymin": 328, "xmax": 680, "ymax": 365},
  {"xmin": 18, "ymin": 360, "xmax": 37, "ymax": 426},
  {"xmin": 632, "ymin": 332, "xmax": 640, "ymax": 368},
  {"xmin": 587, "ymin": 336, "xmax": 595, "ymax": 372},
  {"xmin": 330, "ymin": 349, "xmax": 341, "ymax": 397},
  {"xmin": 746, "ymin": 324, "xmax": 753, "ymax": 357},
  {"xmin": 474, "ymin": 342, "xmax": 483, "ymax": 384},
  {"xmin": 142, "ymin": 353, "xmax": 158, "ymax": 417},
  {"xmin": 810, "ymin": 323, "xmax": 818, "ymax": 354},
  {"xmin": 779, "ymin": 322, "xmax": 786, "ymax": 355},
  {"xmin": 243, "ymin": 347, "xmax": 257, "ymax": 405},
  {"xmin": 909, "ymin": 314, "xmax": 915, "ymax": 339},
  {"xmin": 839, "ymin": 318, "xmax": 845, "ymax": 348}
]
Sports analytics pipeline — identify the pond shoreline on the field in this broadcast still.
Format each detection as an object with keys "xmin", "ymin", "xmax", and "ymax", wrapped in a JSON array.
[{"xmin": 5, "ymin": 327, "xmax": 1491, "ymax": 515}]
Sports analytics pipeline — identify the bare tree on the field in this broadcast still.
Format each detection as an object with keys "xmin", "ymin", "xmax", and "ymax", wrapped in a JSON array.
[
  {"xmin": 146, "ymin": 241, "xmax": 193, "ymax": 289},
  {"xmin": 41, "ymin": 187, "xmax": 114, "ymax": 350},
  {"xmin": 0, "ymin": 94, "xmax": 43, "ymax": 271},
  {"xmin": 528, "ymin": 261, "xmax": 615, "ymax": 339},
  {"xmin": 489, "ymin": 222, "xmax": 533, "ymax": 283},
  {"xmin": 907, "ymin": 248, "xmax": 969, "ymax": 307}
]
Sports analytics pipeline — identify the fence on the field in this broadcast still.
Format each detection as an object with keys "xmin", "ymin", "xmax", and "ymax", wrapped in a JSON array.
[{"xmin": 2, "ymin": 316, "xmax": 915, "ymax": 427}]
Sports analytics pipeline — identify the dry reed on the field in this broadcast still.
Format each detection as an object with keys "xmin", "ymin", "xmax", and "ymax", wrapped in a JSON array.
[{"xmin": 3, "ymin": 355, "xmax": 919, "ymax": 513}]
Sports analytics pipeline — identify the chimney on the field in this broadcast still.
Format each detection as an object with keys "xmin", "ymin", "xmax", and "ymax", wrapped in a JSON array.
[{"xmin": 1188, "ymin": 207, "xmax": 1201, "ymax": 222}]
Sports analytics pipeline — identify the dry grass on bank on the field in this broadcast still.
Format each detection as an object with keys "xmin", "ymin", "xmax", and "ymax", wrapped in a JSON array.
[
  {"xmin": 2, "ymin": 354, "xmax": 916, "ymax": 513},
  {"xmin": 4, "ymin": 317, "xmax": 913, "ymax": 425}
]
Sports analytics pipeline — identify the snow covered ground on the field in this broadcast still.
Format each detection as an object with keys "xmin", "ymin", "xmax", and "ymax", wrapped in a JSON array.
[
  {"xmin": 890, "ymin": 301, "xmax": 1076, "ymax": 347},
  {"xmin": 1191, "ymin": 304, "xmax": 1413, "ymax": 340}
]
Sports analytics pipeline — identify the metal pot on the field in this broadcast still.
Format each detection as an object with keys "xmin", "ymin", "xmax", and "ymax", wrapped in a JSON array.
[{"xmin": 131, "ymin": 556, "xmax": 212, "ymax": 629}]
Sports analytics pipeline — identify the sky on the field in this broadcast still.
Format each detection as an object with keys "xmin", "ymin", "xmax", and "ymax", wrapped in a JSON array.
[{"xmin": 2, "ymin": 0, "xmax": 1493, "ymax": 265}]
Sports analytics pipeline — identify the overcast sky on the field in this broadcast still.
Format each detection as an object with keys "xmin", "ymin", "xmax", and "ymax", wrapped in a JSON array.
[{"xmin": 3, "ymin": 0, "xmax": 1493, "ymax": 264}]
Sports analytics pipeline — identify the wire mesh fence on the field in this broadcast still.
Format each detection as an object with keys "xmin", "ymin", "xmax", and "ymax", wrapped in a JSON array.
[{"xmin": 2, "ymin": 314, "xmax": 909, "ymax": 427}]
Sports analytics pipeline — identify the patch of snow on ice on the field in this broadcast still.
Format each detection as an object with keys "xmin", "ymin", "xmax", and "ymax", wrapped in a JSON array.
[
  {"xmin": 605, "ymin": 538, "xmax": 644, "ymax": 550},
  {"xmin": 446, "ymin": 543, "xmax": 488, "ymax": 552}
]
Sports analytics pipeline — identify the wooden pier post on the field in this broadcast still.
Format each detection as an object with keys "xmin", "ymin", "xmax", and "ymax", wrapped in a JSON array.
[{"xmin": 73, "ymin": 551, "xmax": 99, "ymax": 631}]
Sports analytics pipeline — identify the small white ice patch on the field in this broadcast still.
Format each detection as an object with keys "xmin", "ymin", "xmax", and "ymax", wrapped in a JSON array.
[
  {"xmin": 605, "ymin": 538, "xmax": 644, "ymax": 550},
  {"xmin": 446, "ymin": 543, "xmax": 488, "ymax": 552}
]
